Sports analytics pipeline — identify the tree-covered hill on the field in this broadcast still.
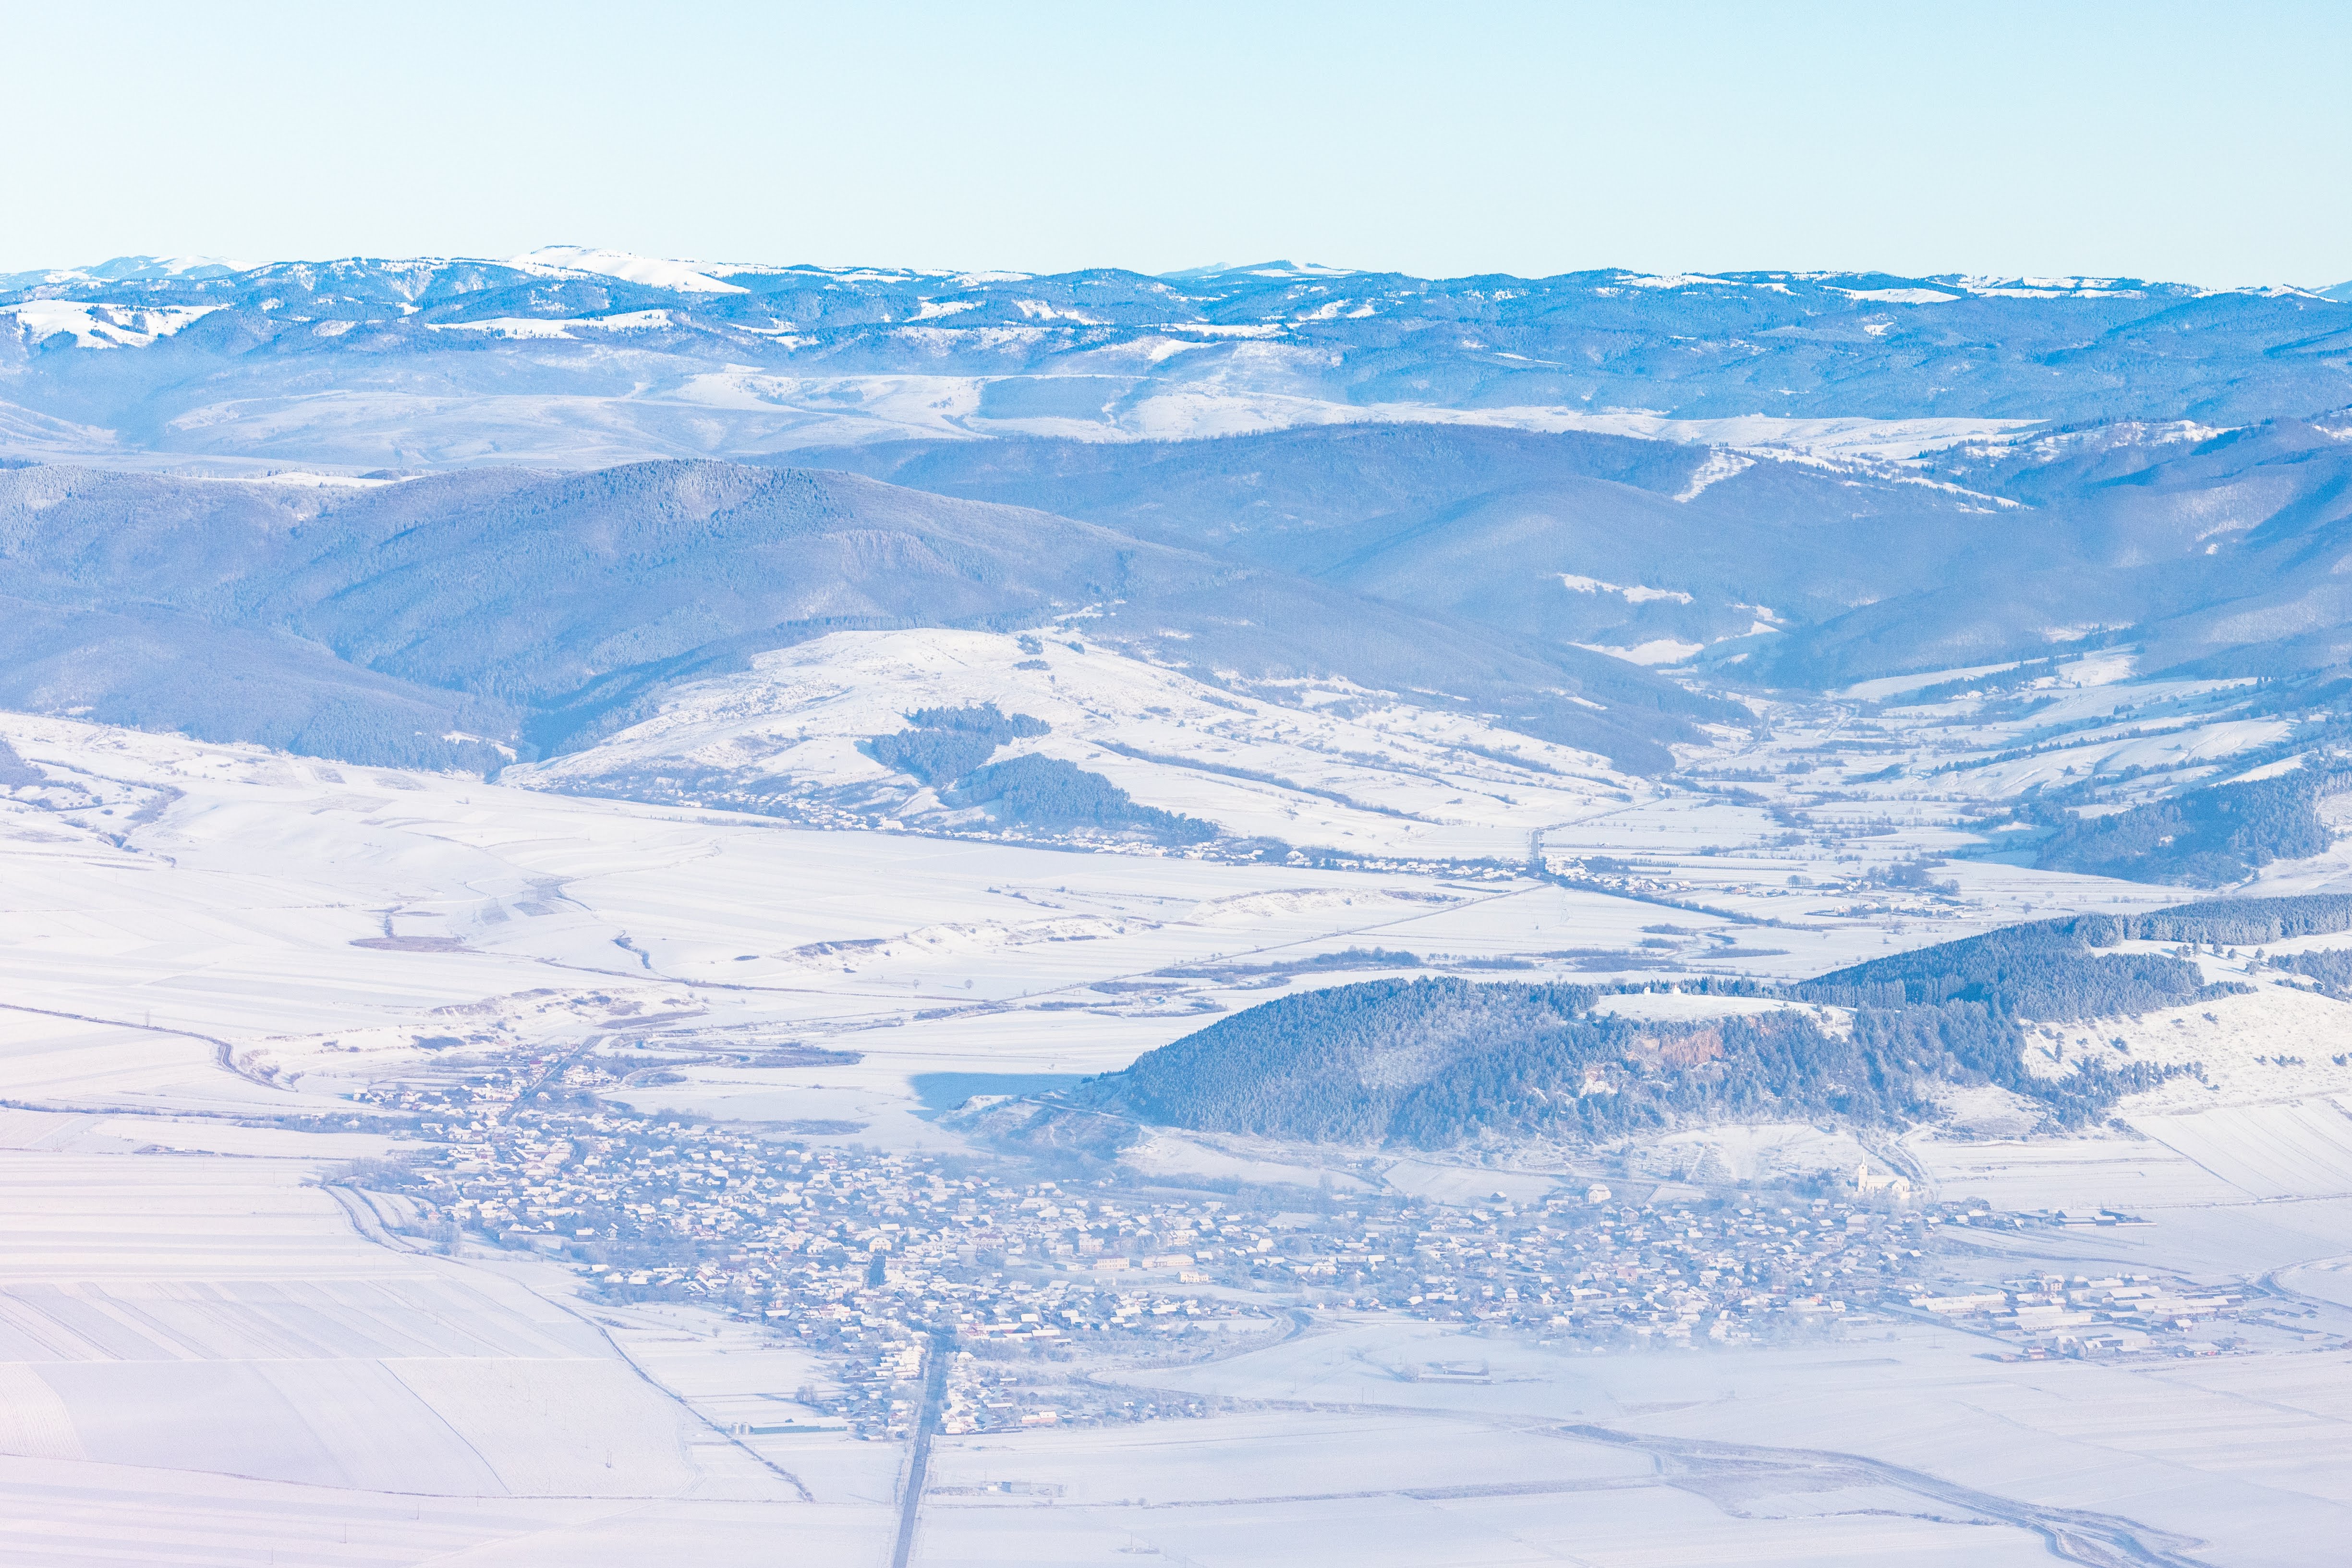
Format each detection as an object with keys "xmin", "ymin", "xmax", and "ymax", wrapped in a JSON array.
[
  {"xmin": 1800, "ymin": 892, "xmax": 2352, "ymax": 1015},
  {"xmin": 2025, "ymin": 763, "xmax": 2352, "ymax": 887},
  {"xmin": 1066, "ymin": 894, "xmax": 2352, "ymax": 1151},
  {"xmin": 1079, "ymin": 976, "xmax": 1929, "ymax": 1148}
]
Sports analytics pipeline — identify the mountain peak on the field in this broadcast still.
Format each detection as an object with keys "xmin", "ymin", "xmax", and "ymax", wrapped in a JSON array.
[{"xmin": 509, "ymin": 245, "xmax": 750, "ymax": 294}]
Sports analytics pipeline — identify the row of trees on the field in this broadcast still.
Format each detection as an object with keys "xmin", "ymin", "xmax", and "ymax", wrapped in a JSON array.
[
  {"xmin": 2091, "ymin": 893, "xmax": 2352, "ymax": 945},
  {"xmin": 2264, "ymin": 948, "xmax": 2352, "ymax": 998}
]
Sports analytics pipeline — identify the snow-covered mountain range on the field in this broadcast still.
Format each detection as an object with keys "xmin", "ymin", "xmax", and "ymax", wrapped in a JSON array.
[
  {"xmin": 4, "ymin": 249, "xmax": 2349, "ymax": 471},
  {"xmin": 6, "ymin": 250, "xmax": 2352, "ymax": 1568},
  {"xmin": 1, "ymin": 246, "xmax": 2348, "ymax": 884}
]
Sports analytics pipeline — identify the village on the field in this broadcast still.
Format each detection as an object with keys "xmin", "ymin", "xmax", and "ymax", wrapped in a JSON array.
[{"xmin": 337, "ymin": 1053, "xmax": 2281, "ymax": 1444}]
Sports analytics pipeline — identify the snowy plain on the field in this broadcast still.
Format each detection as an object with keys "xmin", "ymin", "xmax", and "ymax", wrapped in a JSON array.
[{"xmin": 0, "ymin": 640, "xmax": 2348, "ymax": 1564}]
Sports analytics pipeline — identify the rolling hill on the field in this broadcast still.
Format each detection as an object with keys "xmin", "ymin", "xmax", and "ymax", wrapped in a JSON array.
[{"xmin": 0, "ymin": 459, "xmax": 1727, "ymax": 775}]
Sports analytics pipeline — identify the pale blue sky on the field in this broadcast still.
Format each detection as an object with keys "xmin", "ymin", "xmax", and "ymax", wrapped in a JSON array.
[{"xmin": 5, "ymin": 0, "xmax": 2346, "ymax": 285}]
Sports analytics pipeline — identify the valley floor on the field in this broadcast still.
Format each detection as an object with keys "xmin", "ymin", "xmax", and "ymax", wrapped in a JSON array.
[{"xmin": 0, "ymin": 705, "xmax": 2348, "ymax": 1565}]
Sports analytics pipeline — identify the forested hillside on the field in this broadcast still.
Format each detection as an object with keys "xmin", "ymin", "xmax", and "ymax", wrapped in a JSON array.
[
  {"xmin": 2026, "ymin": 762, "xmax": 2352, "ymax": 886},
  {"xmin": 862, "ymin": 702, "xmax": 1216, "ymax": 842},
  {"xmin": 865, "ymin": 703, "xmax": 1051, "ymax": 785},
  {"xmin": 947, "ymin": 755, "xmax": 1217, "ymax": 844},
  {"xmin": 0, "ymin": 462, "xmax": 1723, "ymax": 777},
  {"xmin": 1074, "ymin": 894, "xmax": 2352, "ymax": 1150},
  {"xmin": 1083, "ymin": 977, "xmax": 1928, "ymax": 1148},
  {"xmin": 1802, "ymin": 892, "xmax": 2352, "ymax": 1013}
]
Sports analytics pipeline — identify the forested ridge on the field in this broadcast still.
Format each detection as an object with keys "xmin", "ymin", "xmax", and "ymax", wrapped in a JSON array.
[
  {"xmin": 1076, "ymin": 893, "xmax": 2352, "ymax": 1150},
  {"xmin": 1083, "ymin": 977, "xmax": 1929, "ymax": 1148},
  {"xmin": 2026, "ymin": 761, "xmax": 2352, "ymax": 886},
  {"xmin": 1800, "ymin": 892, "xmax": 2351, "ymax": 1015}
]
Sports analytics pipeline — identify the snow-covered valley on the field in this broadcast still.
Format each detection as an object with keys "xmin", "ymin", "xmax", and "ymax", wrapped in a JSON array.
[
  {"xmin": 4, "ymin": 690, "xmax": 2352, "ymax": 1565},
  {"xmin": 3, "ymin": 229, "xmax": 2352, "ymax": 1565}
]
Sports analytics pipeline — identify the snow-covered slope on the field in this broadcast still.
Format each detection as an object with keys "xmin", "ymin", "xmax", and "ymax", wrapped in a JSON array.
[
  {"xmin": 514, "ymin": 627, "xmax": 1648, "ymax": 863},
  {"xmin": 0, "ymin": 300, "xmax": 223, "ymax": 349},
  {"xmin": 511, "ymin": 245, "xmax": 751, "ymax": 294}
]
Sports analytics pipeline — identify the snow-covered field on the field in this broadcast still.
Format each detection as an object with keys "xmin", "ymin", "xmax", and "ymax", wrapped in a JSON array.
[
  {"xmin": 1020, "ymin": 1311, "xmax": 2352, "ymax": 1567},
  {"xmin": 3, "ymin": 689, "xmax": 2351, "ymax": 1563},
  {"xmin": 4, "ymin": 701, "xmax": 2156, "ymax": 1147},
  {"xmin": 0, "ymin": 1138, "xmax": 854, "ymax": 1566}
]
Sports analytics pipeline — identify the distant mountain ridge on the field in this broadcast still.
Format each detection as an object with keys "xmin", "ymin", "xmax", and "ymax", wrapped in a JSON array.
[
  {"xmin": 5, "ymin": 248, "xmax": 2351, "ymax": 830},
  {"xmin": 4, "ymin": 252, "xmax": 2349, "ymax": 472},
  {"xmin": 3, "ymin": 406, "xmax": 2349, "ymax": 783},
  {"xmin": 798, "ymin": 415, "xmax": 2352, "ymax": 689}
]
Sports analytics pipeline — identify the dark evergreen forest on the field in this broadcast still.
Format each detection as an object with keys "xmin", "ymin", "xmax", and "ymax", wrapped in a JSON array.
[
  {"xmin": 1074, "ymin": 893, "xmax": 2352, "ymax": 1150},
  {"xmin": 861, "ymin": 702, "xmax": 1215, "ymax": 842},
  {"xmin": 946, "ymin": 755, "xmax": 1217, "ymax": 843},
  {"xmin": 1085, "ymin": 977, "xmax": 1933, "ymax": 1148},
  {"xmin": 2028, "ymin": 762, "xmax": 2352, "ymax": 885},
  {"xmin": 2262, "ymin": 948, "xmax": 2352, "ymax": 998},
  {"xmin": 863, "ymin": 703, "xmax": 1051, "ymax": 784}
]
